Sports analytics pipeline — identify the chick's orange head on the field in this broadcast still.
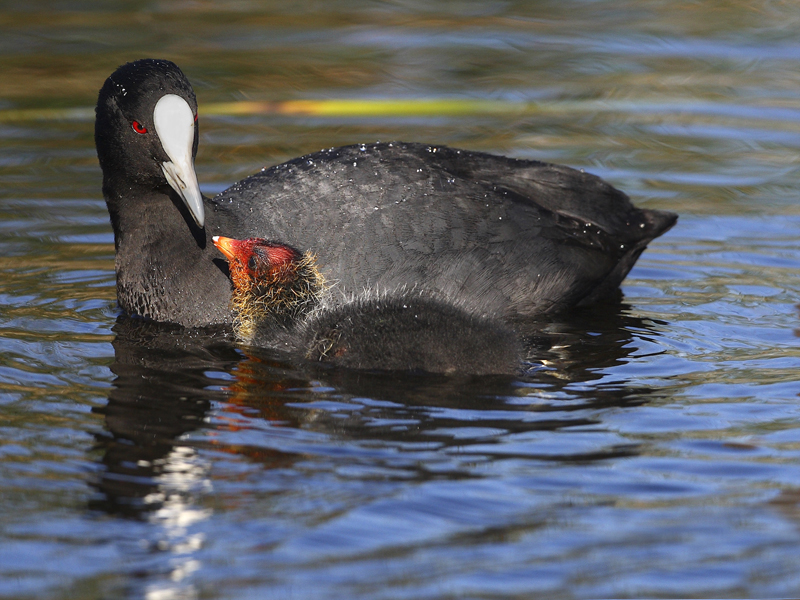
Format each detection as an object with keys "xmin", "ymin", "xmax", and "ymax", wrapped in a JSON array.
[{"xmin": 213, "ymin": 236, "xmax": 301, "ymax": 283}]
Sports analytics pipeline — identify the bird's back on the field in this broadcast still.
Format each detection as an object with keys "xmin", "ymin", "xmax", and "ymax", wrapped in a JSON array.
[{"xmin": 210, "ymin": 142, "xmax": 676, "ymax": 319}]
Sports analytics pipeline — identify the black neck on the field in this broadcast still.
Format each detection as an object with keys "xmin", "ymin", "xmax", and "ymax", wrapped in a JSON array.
[{"xmin": 104, "ymin": 181, "xmax": 233, "ymax": 327}]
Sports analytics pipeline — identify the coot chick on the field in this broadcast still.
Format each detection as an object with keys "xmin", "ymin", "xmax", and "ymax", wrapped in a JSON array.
[
  {"xmin": 213, "ymin": 236, "xmax": 326, "ymax": 341},
  {"xmin": 96, "ymin": 59, "xmax": 677, "ymax": 328},
  {"xmin": 213, "ymin": 235, "xmax": 520, "ymax": 374}
]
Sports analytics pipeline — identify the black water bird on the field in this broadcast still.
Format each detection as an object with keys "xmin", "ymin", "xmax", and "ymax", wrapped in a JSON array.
[{"xmin": 95, "ymin": 58, "xmax": 677, "ymax": 329}]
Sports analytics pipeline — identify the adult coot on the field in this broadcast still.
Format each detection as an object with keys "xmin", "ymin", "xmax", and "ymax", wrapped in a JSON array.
[
  {"xmin": 212, "ymin": 235, "xmax": 520, "ymax": 374},
  {"xmin": 95, "ymin": 58, "xmax": 677, "ymax": 328}
]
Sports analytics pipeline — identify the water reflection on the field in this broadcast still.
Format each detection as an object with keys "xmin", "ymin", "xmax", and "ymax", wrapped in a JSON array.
[
  {"xmin": 87, "ymin": 320, "xmax": 238, "ymax": 599},
  {"xmin": 91, "ymin": 299, "xmax": 664, "ymax": 516},
  {"xmin": 84, "ymin": 303, "xmax": 665, "ymax": 595},
  {"xmin": 231, "ymin": 304, "xmax": 660, "ymax": 465},
  {"xmin": 89, "ymin": 318, "xmax": 237, "ymax": 518}
]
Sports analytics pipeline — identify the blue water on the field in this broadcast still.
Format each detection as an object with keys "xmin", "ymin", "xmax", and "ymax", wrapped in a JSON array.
[{"xmin": 1, "ymin": 2, "xmax": 800, "ymax": 598}]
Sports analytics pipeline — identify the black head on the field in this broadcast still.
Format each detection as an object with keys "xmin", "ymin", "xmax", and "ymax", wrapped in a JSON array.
[{"xmin": 95, "ymin": 59, "xmax": 205, "ymax": 227}]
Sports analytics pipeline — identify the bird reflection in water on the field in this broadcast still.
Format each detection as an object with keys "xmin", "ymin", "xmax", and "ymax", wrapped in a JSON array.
[
  {"xmin": 91, "ymin": 302, "xmax": 664, "ymax": 506},
  {"xmin": 86, "ymin": 303, "xmax": 664, "ymax": 593}
]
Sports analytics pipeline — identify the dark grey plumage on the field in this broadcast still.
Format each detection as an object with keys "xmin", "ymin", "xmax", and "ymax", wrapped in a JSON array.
[
  {"xmin": 263, "ymin": 292, "xmax": 522, "ymax": 375},
  {"xmin": 95, "ymin": 59, "xmax": 677, "ymax": 328}
]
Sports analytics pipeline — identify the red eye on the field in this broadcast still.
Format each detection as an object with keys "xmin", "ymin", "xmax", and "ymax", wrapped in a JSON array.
[
  {"xmin": 194, "ymin": 113, "xmax": 198, "ymax": 123},
  {"xmin": 131, "ymin": 121, "xmax": 147, "ymax": 134}
]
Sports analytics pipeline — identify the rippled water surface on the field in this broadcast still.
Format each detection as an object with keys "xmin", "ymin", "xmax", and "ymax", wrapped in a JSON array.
[{"xmin": 2, "ymin": 1, "xmax": 800, "ymax": 598}]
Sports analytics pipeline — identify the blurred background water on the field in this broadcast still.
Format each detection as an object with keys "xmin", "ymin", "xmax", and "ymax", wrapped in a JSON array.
[{"xmin": 1, "ymin": 1, "xmax": 800, "ymax": 598}]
